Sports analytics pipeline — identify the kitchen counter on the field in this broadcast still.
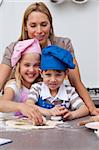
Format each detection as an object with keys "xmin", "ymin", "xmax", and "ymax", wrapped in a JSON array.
[{"xmin": 0, "ymin": 116, "xmax": 99, "ymax": 150}]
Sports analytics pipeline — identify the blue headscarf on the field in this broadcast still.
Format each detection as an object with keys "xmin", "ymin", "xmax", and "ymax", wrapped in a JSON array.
[{"xmin": 40, "ymin": 45, "xmax": 75, "ymax": 71}]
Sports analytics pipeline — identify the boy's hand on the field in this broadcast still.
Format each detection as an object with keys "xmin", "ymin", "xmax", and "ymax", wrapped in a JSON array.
[
  {"xmin": 18, "ymin": 103, "xmax": 44, "ymax": 125},
  {"xmin": 62, "ymin": 109, "xmax": 74, "ymax": 120},
  {"xmin": 49, "ymin": 105, "xmax": 66, "ymax": 116}
]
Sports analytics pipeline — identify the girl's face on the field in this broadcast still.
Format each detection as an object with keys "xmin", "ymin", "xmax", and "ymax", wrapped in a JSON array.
[
  {"xmin": 19, "ymin": 53, "xmax": 40, "ymax": 88},
  {"xmin": 41, "ymin": 70, "xmax": 66, "ymax": 96},
  {"xmin": 26, "ymin": 11, "xmax": 51, "ymax": 48}
]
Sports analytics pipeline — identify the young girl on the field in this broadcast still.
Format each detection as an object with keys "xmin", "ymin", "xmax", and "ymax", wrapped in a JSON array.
[
  {"xmin": 26, "ymin": 45, "xmax": 89, "ymax": 120},
  {"xmin": 0, "ymin": 38, "xmax": 43, "ymax": 125}
]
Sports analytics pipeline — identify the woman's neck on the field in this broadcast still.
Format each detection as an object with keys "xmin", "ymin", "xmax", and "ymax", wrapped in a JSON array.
[{"xmin": 40, "ymin": 39, "xmax": 51, "ymax": 49}]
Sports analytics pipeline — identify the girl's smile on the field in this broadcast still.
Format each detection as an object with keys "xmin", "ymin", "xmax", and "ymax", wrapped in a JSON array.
[{"xmin": 20, "ymin": 53, "xmax": 40, "ymax": 88}]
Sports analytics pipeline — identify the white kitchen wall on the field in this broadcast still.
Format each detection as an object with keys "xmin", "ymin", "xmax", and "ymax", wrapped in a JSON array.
[{"xmin": 0, "ymin": 0, "xmax": 99, "ymax": 87}]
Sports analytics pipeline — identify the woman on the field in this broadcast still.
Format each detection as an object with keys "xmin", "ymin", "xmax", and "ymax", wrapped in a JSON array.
[{"xmin": 0, "ymin": 2, "xmax": 99, "ymax": 115}]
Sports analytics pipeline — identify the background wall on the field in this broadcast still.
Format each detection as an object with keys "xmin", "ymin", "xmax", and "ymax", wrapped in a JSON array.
[{"xmin": 0, "ymin": 0, "xmax": 99, "ymax": 88}]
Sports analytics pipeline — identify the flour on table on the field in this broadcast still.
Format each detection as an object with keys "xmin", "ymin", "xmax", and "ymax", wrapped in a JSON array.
[{"xmin": 6, "ymin": 118, "xmax": 63, "ymax": 130}]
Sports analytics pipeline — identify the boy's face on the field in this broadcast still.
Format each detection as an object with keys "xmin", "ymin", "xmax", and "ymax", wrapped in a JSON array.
[{"xmin": 41, "ymin": 70, "xmax": 66, "ymax": 92}]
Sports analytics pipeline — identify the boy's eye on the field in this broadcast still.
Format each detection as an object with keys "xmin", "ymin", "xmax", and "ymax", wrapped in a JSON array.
[
  {"xmin": 55, "ymin": 73, "xmax": 62, "ymax": 76},
  {"xmin": 44, "ymin": 74, "xmax": 51, "ymax": 77}
]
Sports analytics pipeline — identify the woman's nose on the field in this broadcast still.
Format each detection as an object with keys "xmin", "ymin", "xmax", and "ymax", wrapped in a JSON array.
[{"xmin": 36, "ymin": 26, "xmax": 42, "ymax": 33}]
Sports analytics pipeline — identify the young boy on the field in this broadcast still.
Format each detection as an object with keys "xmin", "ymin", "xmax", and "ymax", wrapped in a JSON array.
[{"xmin": 26, "ymin": 45, "xmax": 89, "ymax": 120}]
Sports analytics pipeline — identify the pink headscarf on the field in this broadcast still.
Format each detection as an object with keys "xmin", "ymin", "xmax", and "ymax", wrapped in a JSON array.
[{"xmin": 11, "ymin": 38, "xmax": 41, "ymax": 67}]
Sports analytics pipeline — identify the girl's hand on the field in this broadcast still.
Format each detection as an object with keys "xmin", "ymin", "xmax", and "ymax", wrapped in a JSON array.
[{"xmin": 18, "ymin": 103, "xmax": 44, "ymax": 125}]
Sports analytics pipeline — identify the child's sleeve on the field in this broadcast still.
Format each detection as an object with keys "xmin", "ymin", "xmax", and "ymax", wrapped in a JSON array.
[
  {"xmin": 28, "ymin": 83, "xmax": 41, "ymax": 103},
  {"xmin": 69, "ymin": 86, "xmax": 85, "ymax": 110},
  {"xmin": 4, "ymin": 79, "xmax": 16, "ymax": 93}
]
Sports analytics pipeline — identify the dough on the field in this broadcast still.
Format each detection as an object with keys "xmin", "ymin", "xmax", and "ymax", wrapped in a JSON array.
[
  {"xmin": 6, "ymin": 118, "xmax": 63, "ymax": 130},
  {"xmin": 51, "ymin": 116, "xmax": 62, "ymax": 121}
]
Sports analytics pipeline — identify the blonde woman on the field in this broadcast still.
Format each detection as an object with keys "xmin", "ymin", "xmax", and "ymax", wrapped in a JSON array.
[{"xmin": 0, "ymin": 2, "xmax": 98, "ymax": 115}]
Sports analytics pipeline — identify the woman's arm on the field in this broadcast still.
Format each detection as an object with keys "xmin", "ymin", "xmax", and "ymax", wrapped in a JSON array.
[
  {"xmin": 68, "ymin": 57, "xmax": 99, "ymax": 115},
  {"xmin": 0, "ymin": 42, "xmax": 17, "ymax": 91},
  {"xmin": 55, "ymin": 37, "xmax": 99, "ymax": 115},
  {"xmin": 0, "ymin": 64, "xmax": 12, "ymax": 91},
  {"xmin": 0, "ymin": 87, "xmax": 14, "ymax": 101}
]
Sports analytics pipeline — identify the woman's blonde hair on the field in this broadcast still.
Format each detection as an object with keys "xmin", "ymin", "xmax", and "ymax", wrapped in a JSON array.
[{"xmin": 19, "ymin": 2, "xmax": 54, "ymax": 42}]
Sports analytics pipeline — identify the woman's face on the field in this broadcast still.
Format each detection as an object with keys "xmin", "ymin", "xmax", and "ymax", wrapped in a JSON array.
[{"xmin": 26, "ymin": 11, "xmax": 51, "ymax": 48}]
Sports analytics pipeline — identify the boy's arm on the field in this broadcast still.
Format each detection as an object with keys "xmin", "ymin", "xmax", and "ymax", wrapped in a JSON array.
[
  {"xmin": 70, "ymin": 105, "xmax": 89, "ymax": 119},
  {"xmin": 63, "ymin": 105, "xmax": 89, "ymax": 120}
]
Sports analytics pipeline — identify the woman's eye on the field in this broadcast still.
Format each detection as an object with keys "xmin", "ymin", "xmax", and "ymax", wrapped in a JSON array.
[
  {"xmin": 41, "ymin": 22, "xmax": 48, "ymax": 27},
  {"xmin": 30, "ymin": 24, "xmax": 36, "ymax": 28}
]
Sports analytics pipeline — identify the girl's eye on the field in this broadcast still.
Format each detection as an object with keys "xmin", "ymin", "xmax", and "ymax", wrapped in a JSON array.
[
  {"xmin": 33, "ymin": 64, "xmax": 40, "ymax": 68},
  {"xmin": 24, "ymin": 64, "xmax": 30, "ymax": 67}
]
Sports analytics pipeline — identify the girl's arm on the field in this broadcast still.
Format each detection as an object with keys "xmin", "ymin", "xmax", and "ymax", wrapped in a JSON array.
[
  {"xmin": 0, "ymin": 100, "xmax": 43, "ymax": 125},
  {"xmin": 26, "ymin": 99, "xmax": 50, "ymax": 116}
]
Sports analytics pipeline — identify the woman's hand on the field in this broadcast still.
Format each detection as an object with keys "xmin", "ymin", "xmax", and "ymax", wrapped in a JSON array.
[{"xmin": 90, "ymin": 108, "xmax": 99, "ymax": 116}]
